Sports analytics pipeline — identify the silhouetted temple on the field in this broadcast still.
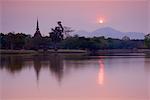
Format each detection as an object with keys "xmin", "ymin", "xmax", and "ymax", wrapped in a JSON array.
[{"xmin": 34, "ymin": 19, "xmax": 42, "ymax": 38}]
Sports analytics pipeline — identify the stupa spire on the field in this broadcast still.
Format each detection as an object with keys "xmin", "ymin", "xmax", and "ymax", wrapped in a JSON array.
[
  {"xmin": 34, "ymin": 18, "xmax": 42, "ymax": 38},
  {"xmin": 36, "ymin": 18, "xmax": 39, "ymax": 31}
]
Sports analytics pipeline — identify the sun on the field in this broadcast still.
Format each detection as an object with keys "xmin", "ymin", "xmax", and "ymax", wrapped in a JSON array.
[{"xmin": 99, "ymin": 19, "xmax": 104, "ymax": 24}]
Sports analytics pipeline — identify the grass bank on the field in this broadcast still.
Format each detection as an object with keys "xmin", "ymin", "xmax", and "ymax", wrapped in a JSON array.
[
  {"xmin": 0, "ymin": 49, "xmax": 150, "ymax": 55},
  {"xmin": 0, "ymin": 49, "xmax": 87, "ymax": 54}
]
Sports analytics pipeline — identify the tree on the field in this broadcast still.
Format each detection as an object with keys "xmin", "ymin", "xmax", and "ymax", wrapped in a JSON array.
[
  {"xmin": 122, "ymin": 36, "xmax": 130, "ymax": 41},
  {"xmin": 0, "ymin": 33, "xmax": 6, "ymax": 49},
  {"xmin": 14, "ymin": 33, "xmax": 28, "ymax": 49},
  {"xmin": 144, "ymin": 33, "xmax": 150, "ymax": 48},
  {"xmin": 41, "ymin": 36, "xmax": 52, "ymax": 51},
  {"xmin": 7, "ymin": 32, "xmax": 16, "ymax": 49},
  {"xmin": 63, "ymin": 26, "xmax": 74, "ymax": 38},
  {"xmin": 50, "ymin": 21, "xmax": 64, "ymax": 51},
  {"xmin": 24, "ymin": 35, "xmax": 33, "ymax": 50}
]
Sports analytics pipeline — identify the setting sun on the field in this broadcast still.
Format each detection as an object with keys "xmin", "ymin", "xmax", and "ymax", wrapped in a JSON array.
[{"xmin": 99, "ymin": 19, "xmax": 104, "ymax": 24}]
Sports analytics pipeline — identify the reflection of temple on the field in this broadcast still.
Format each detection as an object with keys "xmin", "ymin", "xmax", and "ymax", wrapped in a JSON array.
[
  {"xmin": 33, "ymin": 55, "xmax": 42, "ymax": 82},
  {"xmin": 0, "ymin": 54, "xmax": 64, "ymax": 84},
  {"xmin": 1, "ymin": 55, "xmax": 106, "ymax": 85},
  {"xmin": 32, "ymin": 54, "xmax": 64, "ymax": 84}
]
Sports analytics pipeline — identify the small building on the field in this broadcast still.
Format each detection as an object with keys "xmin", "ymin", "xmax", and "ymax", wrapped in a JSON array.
[
  {"xmin": 33, "ymin": 19, "xmax": 43, "ymax": 50},
  {"xmin": 33, "ymin": 19, "xmax": 42, "ymax": 38}
]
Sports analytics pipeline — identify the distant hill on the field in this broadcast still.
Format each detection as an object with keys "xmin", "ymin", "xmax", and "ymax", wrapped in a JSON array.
[
  {"xmin": 73, "ymin": 30, "xmax": 90, "ymax": 37},
  {"xmin": 124, "ymin": 32, "xmax": 145, "ymax": 40},
  {"xmin": 72, "ymin": 27, "xmax": 145, "ymax": 40},
  {"xmin": 92, "ymin": 27, "xmax": 123, "ymax": 39}
]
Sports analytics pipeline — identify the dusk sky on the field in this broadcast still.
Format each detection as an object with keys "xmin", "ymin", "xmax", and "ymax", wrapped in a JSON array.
[{"xmin": 0, "ymin": 0, "xmax": 149, "ymax": 36}]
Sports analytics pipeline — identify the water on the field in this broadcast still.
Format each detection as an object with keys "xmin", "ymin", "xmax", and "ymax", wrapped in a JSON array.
[{"xmin": 0, "ymin": 53, "xmax": 150, "ymax": 100}]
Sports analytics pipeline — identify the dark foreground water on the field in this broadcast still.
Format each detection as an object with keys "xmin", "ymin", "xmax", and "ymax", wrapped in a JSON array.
[{"xmin": 0, "ymin": 53, "xmax": 150, "ymax": 100}]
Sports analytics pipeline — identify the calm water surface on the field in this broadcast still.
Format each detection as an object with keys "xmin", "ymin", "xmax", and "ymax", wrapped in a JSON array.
[{"xmin": 0, "ymin": 53, "xmax": 150, "ymax": 100}]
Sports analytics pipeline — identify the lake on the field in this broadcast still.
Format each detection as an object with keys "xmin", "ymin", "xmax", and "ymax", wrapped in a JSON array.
[{"xmin": 0, "ymin": 53, "xmax": 150, "ymax": 100}]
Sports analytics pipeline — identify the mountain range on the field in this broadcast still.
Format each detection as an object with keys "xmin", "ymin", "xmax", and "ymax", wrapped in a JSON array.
[{"xmin": 71, "ymin": 27, "xmax": 145, "ymax": 40}]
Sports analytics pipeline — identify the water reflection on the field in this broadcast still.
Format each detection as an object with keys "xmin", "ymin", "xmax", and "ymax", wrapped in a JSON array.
[
  {"xmin": 49, "ymin": 54, "xmax": 64, "ymax": 83},
  {"xmin": 0, "ymin": 53, "xmax": 150, "ymax": 100},
  {"xmin": 0, "ymin": 54, "xmax": 101, "ymax": 84},
  {"xmin": 98, "ymin": 56, "xmax": 105, "ymax": 85},
  {"xmin": 0, "ymin": 54, "xmax": 65, "ymax": 84},
  {"xmin": 33, "ymin": 54, "xmax": 64, "ymax": 83},
  {"xmin": 0, "ymin": 55, "xmax": 24, "ymax": 74}
]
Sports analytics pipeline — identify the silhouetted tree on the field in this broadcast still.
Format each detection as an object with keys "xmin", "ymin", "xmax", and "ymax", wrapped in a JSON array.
[
  {"xmin": 0, "ymin": 33, "xmax": 7, "ymax": 49},
  {"xmin": 50, "ymin": 21, "xmax": 64, "ymax": 51},
  {"xmin": 0, "ymin": 31, "xmax": 146, "ymax": 50},
  {"xmin": 24, "ymin": 35, "xmax": 33, "ymax": 49},
  {"xmin": 13, "ymin": 33, "xmax": 28, "ymax": 49},
  {"xmin": 41, "ymin": 36, "xmax": 52, "ymax": 51},
  {"xmin": 7, "ymin": 32, "xmax": 16, "ymax": 49},
  {"xmin": 144, "ymin": 33, "xmax": 150, "ymax": 49},
  {"xmin": 63, "ymin": 26, "xmax": 74, "ymax": 38}
]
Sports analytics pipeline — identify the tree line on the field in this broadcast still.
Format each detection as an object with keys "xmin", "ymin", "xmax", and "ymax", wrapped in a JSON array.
[{"xmin": 1, "ymin": 32, "xmax": 150, "ymax": 51}]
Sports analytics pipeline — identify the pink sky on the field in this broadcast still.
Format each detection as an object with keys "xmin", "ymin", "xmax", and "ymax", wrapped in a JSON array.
[{"xmin": 0, "ymin": 0, "xmax": 149, "ymax": 35}]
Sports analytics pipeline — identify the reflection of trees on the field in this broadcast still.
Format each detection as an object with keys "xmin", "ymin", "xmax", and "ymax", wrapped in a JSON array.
[
  {"xmin": 0, "ymin": 54, "xmax": 103, "ymax": 84},
  {"xmin": 49, "ymin": 54, "xmax": 64, "ymax": 83},
  {"xmin": 144, "ymin": 54, "xmax": 150, "ymax": 98},
  {"xmin": 0, "ymin": 54, "xmax": 64, "ymax": 84},
  {"xmin": 0, "ymin": 55, "xmax": 24, "ymax": 74},
  {"xmin": 32, "ymin": 54, "xmax": 64, "ymax": 83}
]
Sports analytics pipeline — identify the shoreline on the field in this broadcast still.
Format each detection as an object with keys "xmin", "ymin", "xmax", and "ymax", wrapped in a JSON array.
[
  {"xmin": 98, "ymin": 49, "xmax": 150, "ymax": 54},
  {"xmin": 0, "ymin": 49, "xmax": 150, "ymax": 55},
  {"xmin": 0, "ymin": 49, "xmax": 87, "ymax": 55}
]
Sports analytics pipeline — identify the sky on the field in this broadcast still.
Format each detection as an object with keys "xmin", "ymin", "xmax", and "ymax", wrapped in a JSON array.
[
  {"xmin": 148, "ymin": 0, "xmax": 150, "ymax": 33},
  {"xmin": 0, "ymin": 0, "xmax": 149, "ymax": 36}
]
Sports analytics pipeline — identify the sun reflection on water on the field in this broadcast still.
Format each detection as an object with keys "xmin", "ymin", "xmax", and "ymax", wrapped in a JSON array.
[{"xmin": 98, "ymin": 57, "xmax": 105, "ymax": 85}]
